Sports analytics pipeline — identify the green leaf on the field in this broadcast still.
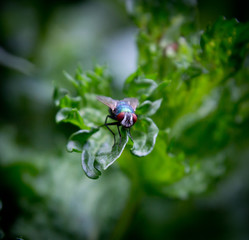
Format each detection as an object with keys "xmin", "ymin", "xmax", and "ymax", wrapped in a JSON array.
[
  {"xmin": 67, "ymin": 128, "xmax": 99, "ymax": 152},
  {"xmin": 200, "ymin": 17, "xmax": 249, "ymax": 72},
  {"xmin": 55, "ymin": 66, "xmax": 161, "ymax": 179},
  {"xmin": 53, "ymin": 87, "xmax": 82, "ymax": 109},
  {"xmin": 53, "ymin": 87, "xmax": 69, "ymax": 107},
  {"xmin": 131, "ymin": 117, "xmax": 159, "ymax": 156},
  {"xmin": 181, "ymin": 64, "xmax": 205, "ymax": 82},
  {"xmin": 60, "ymin": 95, "xmax": 81, "ymax": 109},
  {"xmin": 63, "ymin": 70, "xmax": 79, "ymax": 89},
  {"xmin": 136, "ymin": 99, "xmax": 162, "ymax": 117},
  {"xmin": 124, "ymin": 70, "xmax": 158, "ymax": 100},
  {"xmin": 81, "ymin": 142, "xmax": 102, "ymax": 179},
  {"xmin": 95, "ymin": 128, "xmax": 128, "ymax": 169},
  {"xmin": 82, "ymin": 128, "xmax": 129, "ymax": 179},
  {"xmin": 56, "ymin": 108, "xmax": 90, "ymax": 130},
  {"xmin": 80, "ymin": 114, "xmax": 160, "ymax": 178},
  {"xmin": 75, "ymin": 65, "xmax": 112, "ymax": 96}
]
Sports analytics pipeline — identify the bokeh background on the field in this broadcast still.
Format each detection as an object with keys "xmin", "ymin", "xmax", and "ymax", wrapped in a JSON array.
[{"xmin": 0, "ymin": 0, "xmax": 249, "ymax": 239}]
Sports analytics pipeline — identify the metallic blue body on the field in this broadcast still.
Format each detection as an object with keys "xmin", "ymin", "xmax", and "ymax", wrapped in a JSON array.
[{"xmin": 115, "ymin": 101, "xmax": 134, "ymax": 115}]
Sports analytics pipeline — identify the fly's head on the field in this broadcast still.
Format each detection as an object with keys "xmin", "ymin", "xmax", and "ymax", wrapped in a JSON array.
[{"xmin": 117, "ymin": 112, "xmax": 137, "ymax": 128}]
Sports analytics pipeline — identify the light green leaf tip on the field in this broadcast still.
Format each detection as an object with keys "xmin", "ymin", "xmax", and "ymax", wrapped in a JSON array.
[
  {"xmin": 81, "ymin": 128, "xmax": 128, "ymax": 179},
  {"xmin": 56, "ymin": 108, "xmax": 90, "ymax": 130}
]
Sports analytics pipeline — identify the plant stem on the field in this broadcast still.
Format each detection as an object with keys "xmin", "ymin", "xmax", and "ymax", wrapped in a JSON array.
[{"xmin": 109, "ymin": 181, "xmax": 143, "ymax": 240}]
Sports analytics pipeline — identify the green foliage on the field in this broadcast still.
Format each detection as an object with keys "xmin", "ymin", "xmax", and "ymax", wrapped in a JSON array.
[
  {"xmin": 200, "ymin": 17, "xmax": 249, "ymax": 72},
  {"xmin": 54, "ymin": 8, "xmax": 249, "ymax": 200},
  {"xmin": 1, "ymin": 0, "xmax": 249, "ymax": 239},
  {"xmin": 54, "ymin": 66, "xmax": 161, "ymax": 179},
  {"xmin": 123, "ymin": 8, "xmax": 249, "ymax": 198}
]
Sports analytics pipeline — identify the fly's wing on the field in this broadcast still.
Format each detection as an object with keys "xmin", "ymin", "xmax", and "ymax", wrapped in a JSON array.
[
  {"xmin": 96, "ymin": 95, "xmax": 118, "ymax": 111},
  {"xmin": 123, "ymin": 98, "xmax": 139, "ymax": 111}
]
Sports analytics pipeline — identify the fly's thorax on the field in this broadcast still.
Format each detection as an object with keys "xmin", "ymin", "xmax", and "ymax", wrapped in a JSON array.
[{"xmin": 114, "ymin": 102, "xmax": 134, "ymax": 116}]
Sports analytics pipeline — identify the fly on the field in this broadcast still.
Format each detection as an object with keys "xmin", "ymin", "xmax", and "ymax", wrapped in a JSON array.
[{"xmin": 97, "ymin": 95, "xmax": 139, "ymax": 144}]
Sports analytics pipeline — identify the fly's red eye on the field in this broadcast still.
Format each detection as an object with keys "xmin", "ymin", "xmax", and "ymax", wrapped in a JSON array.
[
  {"xmin": 117, "ymin": 112, "xmax": 125, "ymax": 122},
  {"xmin": 132, "ymin": 113, "xmax": 137, "ymax": 123}
]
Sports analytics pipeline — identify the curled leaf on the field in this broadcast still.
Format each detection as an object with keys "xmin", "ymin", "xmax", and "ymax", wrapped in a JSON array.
[
  {"xmin": 82, "ymin": 142, "xmax": 101, "ymax": 179},
  {"xmin": 124, "ymin": 70, "xmax": 158, "ymax": 100},
  {"xmin": 81, "ymin": 128, "xmax": 129, "ymax": 179},
  {"xmin": 131, "ymin": 117, "xmax": 159, "ymax": 156},
  {"xmin": 136, "ymin": 99, "xmax": 162, "ymax": 117},
  {"xmin": 56, "ymin": 108, "xmax": 90, "ymax": 130},
  {"xmin": 67, "ymin": 128, "xmax": 99, "ymax": 152},
  {"xmin": 95, "ymin": 128, "xmax": 128, "ymax": 170}
]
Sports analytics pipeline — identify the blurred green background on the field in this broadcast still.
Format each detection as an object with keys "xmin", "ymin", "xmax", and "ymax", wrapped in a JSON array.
[{"xmin": 0, "ymin": 0, "xmax": 249, "ymax": 239}]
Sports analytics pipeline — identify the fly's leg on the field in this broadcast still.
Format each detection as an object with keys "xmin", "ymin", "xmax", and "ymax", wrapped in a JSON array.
[
  {"xmin": 105, "ymin": 115, "xmax": 116, "ymax": 144},
  {"xmin": 127, "ymin": 128, "xmax": 134, "ymax": 142},
  {"xmin": 117, "ymin": 125, "xmax": 122, "ymax": 146}
]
